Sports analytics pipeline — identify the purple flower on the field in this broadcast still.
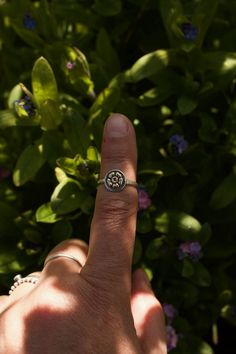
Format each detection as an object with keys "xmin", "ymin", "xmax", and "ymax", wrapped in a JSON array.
[
  {"xmin": 169, "ymin": 134, "xmax": 188, "ymax": 155},
  {"xmin": 66, "ymin": 61, "xmax": 75, "ymax": 70},
  {"xmin": 181, "ymin": 22, "xmax": 198, "ymax": 40},
  {"xmin": 178, "ymin": 241, "xmax": 202, "ymax": 261},
  {"xmin": 14, "ymin": 95, "xmax": 36, "ymax": 117},
  {"xmin": 23, "ymin": 12, "xmax": 36, "ymax": 30},
  {"xmin": 0, "ymin": 168, "xmax": 11, "ymax": 179},
  {"xmin": 138, "ymin": 188, "xmax": 151, "ymax": 211},
  {"xmin": 166, "ymin": 325, "xmax": 178, "ymax": 352},
  {"xmin": 163, "ymin": 303, "xmax": 178, "ymax": 323}
]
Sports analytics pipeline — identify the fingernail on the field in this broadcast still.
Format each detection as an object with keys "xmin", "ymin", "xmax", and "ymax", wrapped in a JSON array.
[{"xmin": 106, "ymin": 113, "xmax": 129, "ymax": 138}]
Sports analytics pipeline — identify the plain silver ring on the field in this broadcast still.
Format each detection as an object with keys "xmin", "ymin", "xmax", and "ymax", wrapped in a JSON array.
[
  {"xmin": 44, "ymin": 253, "xmax": 83, "ymax": 268},
  {"xmin": 97, "ymin": 169, "xmax": 138, "ymax": 192}
]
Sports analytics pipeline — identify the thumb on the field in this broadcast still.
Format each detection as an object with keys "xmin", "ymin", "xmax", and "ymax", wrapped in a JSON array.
[{"xmin": 131, "ymin": 269, "xmax": 167, "ymax": 354}]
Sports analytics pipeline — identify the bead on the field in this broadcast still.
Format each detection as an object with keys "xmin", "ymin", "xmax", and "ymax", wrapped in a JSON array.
[{"xmin": 9, "ymin": 275, "xmax": 39, "ymax": 295}]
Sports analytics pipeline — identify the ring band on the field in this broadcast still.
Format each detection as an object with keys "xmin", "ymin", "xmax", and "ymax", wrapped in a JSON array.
[
  {"xmin": 44, "ymin": 253, "xmax": 83, "ymax": 268},
  {"xmin": 97, "ymin": 169, "xmax": 138, "ymax": 192},
  {"xmin": 9, "ymin": 274, "xmax": 39, "ymax": 295}
]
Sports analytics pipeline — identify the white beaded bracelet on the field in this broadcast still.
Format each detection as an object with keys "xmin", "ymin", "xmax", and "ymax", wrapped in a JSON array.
[{"xmin": 9, "ymin": 274, "xmax": 39, "ymax": 295}]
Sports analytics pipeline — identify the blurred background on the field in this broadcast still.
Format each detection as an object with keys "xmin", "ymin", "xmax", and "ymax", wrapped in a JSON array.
[{"xmin": 0, "ymin": 1, "xmax": 236, "ymax": 353}]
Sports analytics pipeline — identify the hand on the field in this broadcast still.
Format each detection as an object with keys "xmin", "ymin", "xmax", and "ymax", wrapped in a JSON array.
[{"xmin": 0, "ymin": 114, "xmax": 167, "ymax": 354}]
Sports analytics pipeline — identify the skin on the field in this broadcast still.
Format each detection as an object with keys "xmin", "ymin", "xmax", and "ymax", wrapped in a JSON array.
[{"xmin": 0, "ymin": 114, "xmax": 167, "ymax": 354}]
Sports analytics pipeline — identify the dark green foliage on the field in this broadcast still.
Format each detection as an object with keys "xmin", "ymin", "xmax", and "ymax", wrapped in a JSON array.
[{"xmin": 0, "ymin": 0, "xmax": 236, "ymax": 352}]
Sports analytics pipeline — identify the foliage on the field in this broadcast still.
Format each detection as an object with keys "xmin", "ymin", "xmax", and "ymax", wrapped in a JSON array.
[{"xmin": 1, "ymin": 0, "xmax": 236, "ymax": 352}]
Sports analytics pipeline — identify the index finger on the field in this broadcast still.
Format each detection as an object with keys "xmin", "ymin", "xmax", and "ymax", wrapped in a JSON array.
[{"xmin": 83, "ymin": 113, "xmax": 138, "ymax": 289}]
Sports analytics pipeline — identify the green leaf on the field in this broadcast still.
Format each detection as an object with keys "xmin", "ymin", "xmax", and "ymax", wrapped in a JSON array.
[
  {"xmin": 0, "ymin": 110, "xmax": 18, "ymax": 128},
  {"xmin": 8, "ymin": 84, "xmax": 22, "ymax": 109},
  {"xmin": 80, "ymin": 195, "xmax": 95, "ymax": 215},
  {"xmin": 24, "ymin": 228, "xmax": 42, "ymax": 244},
  {"xmin": 89, "ymin": 87, "xmax": 121, "ymax": 145},
  {"xmin": 188, "ymin": 338, "xmax": 214, "ymax": 354},
  {"xmin": 0, "ymin": 109, "xmax": 39, "ymax": 128},
  {"xmin": 155, "ymin": 210, "xmax": 202, "ymax": 239},
  {"xmin": 73, "ymin": 47, "xmax": 91, "ymax": 78},
  {"xmin": 51, "ymin": 179, "xmax": 86, "ymax": 215},
  {"xmin": 177, "ymin": 96, "xmax": 198, "ymax": 115},
  {"xmin": 89, "ymin": 87, "xmax": 121, "ymax": 125},
  {"xmin": 64, "ymin": 47, "xmax": 94, "ymax": 96},
  {"xmin": 87, "ymin": 146, "xmax": 100, "ymax": 164},
  {"xmin": 182, "ymin": 258, "xmax": 195, "ymax": 277},
  {"xmin": 0, "ymin": 202, "xmax": 17, "ymax": 236},
  {"xmin": 132, "ymin": 238, "xmax": 142, "ymax": 265},
  {"xmin": 32, "ymin": 57, "xmax": 58, "ymax": 107},
  {"xmin": 41, "ymin": 130, "xmax": 64, "ymax": 165},
  {"xmin": 203, "ymin": 52, "xmax": 236, "ymax": 88},
  {"xmin": 55, "ymin": 167, "xmax": 68, "ymax": 183},
  {"xmin": 94, "ymin": 0, "xmax": 122, "ymax": 16},
  {"xmin": 193, "ymin": 0, "xmax": 220, "ymax": 47},
  {"xmin": 198, "ymin": 114, "xmax": 218, "ymax": 143},
  {"xmin": 210, "ymin": 172, "xmax": 236, "ymax": 209},
  {"xmin": 11, "ymin": 23, "xmax": 44, "ymax": 48},
  {"xmin": 96, "ymin": 28, "xmax": 120, "ymax": 79},
  {"xmin": 198, "ymin": 223, "xmax": 212, "ymax": 245},
  {"xmin": 13, "ymin": 144, "xmax": 45, "ymax": 186},
  {"xmin": 193, "ymin": 262, "xmax": 211, "ymax": 287},
  {"xmin": 36, "ymin": 202, "xmax": 62, "ymax": 223},
  {"xmin": 51, "ymin": 220, "xmax": 73, "ymax": 243},
  {"xmin": 56, "ymin": 157, "xmax": 76, "ymax": 175},
  {"xmin": 0, "ymin": 249, "xmax": 25, "ymax": 273},
  {"xmin": 136, "ymin": 87, "xmax": 173, "ymax": 107},
  {"xmin": 159, "ymin": 0, "xmax": 185, "ymax": 45},
  {"xmin": 146, "ymin": 236, "xmax": 166, "ymax": 260},
  {"xmin": 63, "ymin": 111, "xmax": 90, "ymax": 156},
  {"xmin": 204, "ymin": 239, "xmax": 236, "ymax": 259},
  {"xmin": 125, "ymin": 50, "xmax": 170, "ymax": 82},
  {"xmin": 137, "ymin": 212, "xmax": 153, "ymax": 234},
  {"xmin": 40, "ymin": 99, "xmax": 63, "ymax": 130}
]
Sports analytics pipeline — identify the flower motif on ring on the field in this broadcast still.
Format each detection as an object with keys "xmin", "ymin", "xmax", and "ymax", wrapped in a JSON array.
[{"xmin": 105, "ymin": 170, "xmax": 126, "ymax": 191}]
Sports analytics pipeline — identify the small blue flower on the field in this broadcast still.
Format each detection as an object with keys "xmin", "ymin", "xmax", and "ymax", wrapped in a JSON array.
[
  {"xmin": 15, "ymin": 95, "xmax": 36, "ymax": 117},
  {"xmin": 181, "ymin": 22, "xmax": 198, "ymax": 40},
  {"xmin": 178, "ymin": 241, "xmax": 202, "ymax": 262},
  {"xmin": 166, "ymin": 325, "xmax": 178, "ymax": 352},
  {"xmin": 23, "ymin": 12, "xmax": 36, "ymax": 30},
  {"xmin": 169, "ymin": 134, "xmax": 188, "ymax": 155},
  {"xmin": 163, "ymin": 303, "xmax": 178, "ymax": 323},
  {"xmin": 138, "ymin": 188, "xmax": 151, "ymax": 211}
]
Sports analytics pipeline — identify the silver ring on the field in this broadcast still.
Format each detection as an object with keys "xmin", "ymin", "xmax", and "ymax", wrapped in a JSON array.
[
  {"xmin": 44, "ymin": 253, "xmax": 83, "ymax": 268},
  {"xmin": 97, "ymin": 169, "xmax": 138, "ymax": 192},
  {"xmin": 9, "ymin": 274, "xmax": 39, "ymax": 295}
]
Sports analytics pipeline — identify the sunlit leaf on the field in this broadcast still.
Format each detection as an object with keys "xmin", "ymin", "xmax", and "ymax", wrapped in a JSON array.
[
  {"xmin": 13, "ymin": 144, "xmax": 45, "ymax": 186},
  {"xmin": 36, "ymin": 202, "xmax": 62, "ymax": 223},
  {"xmin": 155, "ymin": 210, "xmax": 202, "ymax": 239},
  {"xmin": 32, "ymin": 57, "xmax": 58, "ymax": 107}
]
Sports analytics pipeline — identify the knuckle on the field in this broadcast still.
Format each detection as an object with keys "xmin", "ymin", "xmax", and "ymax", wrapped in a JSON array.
[{"xmin": 98, "ymin": 194, "xmax": 137, "ymax": 221}]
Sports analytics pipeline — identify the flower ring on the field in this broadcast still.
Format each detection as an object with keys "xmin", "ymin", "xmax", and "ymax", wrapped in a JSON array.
[{"xmin": 97, "ymin": 169, "xmax": 138, "ymax": 192}]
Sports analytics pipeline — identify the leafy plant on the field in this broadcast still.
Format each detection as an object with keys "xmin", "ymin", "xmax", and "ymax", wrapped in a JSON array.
[{"xmin": 1, "ymin": 0, "xmax": 236, "ymax": 352}]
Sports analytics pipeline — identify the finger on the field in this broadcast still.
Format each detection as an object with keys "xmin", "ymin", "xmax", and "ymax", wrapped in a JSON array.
[
  {"xmin": 131, "ymin": 269, "xmax": 167, "ymax": 354},
  {"xmin": 0, "ymin": 296, "xmax": 10, "ymax": 314},
  {"xmin": 42, "ymin": 239, "xmax": 88, "ymax": 277},
  {"xmin": 84, "ymin": 113, "xmax": 138, "ymax": 287}
]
